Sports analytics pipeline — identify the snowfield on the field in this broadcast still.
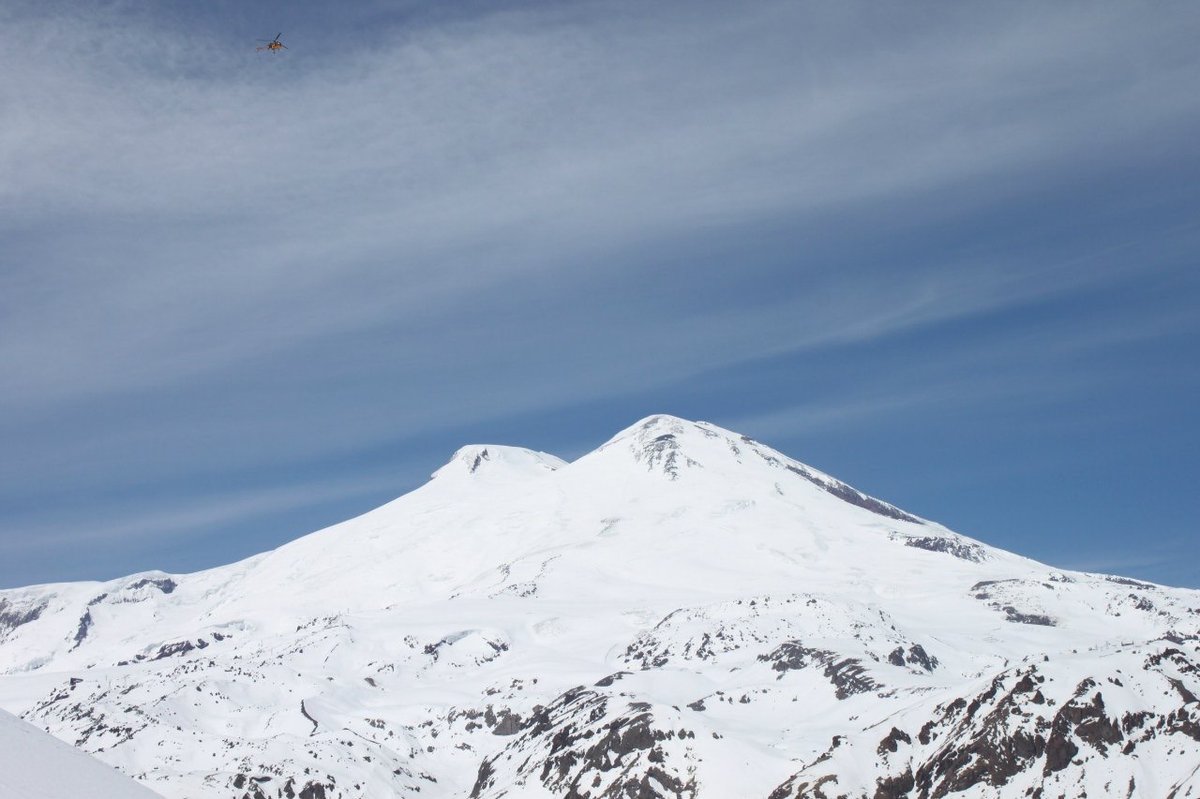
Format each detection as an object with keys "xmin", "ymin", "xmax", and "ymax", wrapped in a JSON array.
[{"xmin": 0, "ymin": 415, "xmax": 1197, "ymax": 798}]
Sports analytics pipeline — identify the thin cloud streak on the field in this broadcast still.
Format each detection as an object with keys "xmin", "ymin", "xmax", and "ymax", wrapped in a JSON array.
[
  {"xmin": 1052, "ymin": 536, "xmax": 1198, "ymax": 589},
  {"xmin": 0, "ymin": 472, "xmax": 406, "ymax": 556},
  {"xmin": 4, "ymin": 240, "xmax": 1179, "ymax": 501},
  {"xmin": 724, "ymin": 370, "xmax": 1103, "ymax": 444}
]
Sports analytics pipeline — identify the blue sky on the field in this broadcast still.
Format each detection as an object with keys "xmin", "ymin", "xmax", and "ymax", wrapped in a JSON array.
[{"xmin": 1, "ymin": 1, "xmax": 1197, "ymax": 589}]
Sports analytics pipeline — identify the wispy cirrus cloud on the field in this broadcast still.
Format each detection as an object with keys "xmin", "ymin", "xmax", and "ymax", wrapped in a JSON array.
[
  {"xmin": 0, "ymin": 472, "xmax": 405, "ymax": 556},
  {"xmin": 2, "ymin": 1, "xmax": 1197, "ymax": 413}
]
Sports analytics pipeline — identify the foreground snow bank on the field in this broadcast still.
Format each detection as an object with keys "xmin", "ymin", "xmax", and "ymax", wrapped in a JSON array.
[{"xmin": 0, "ymin": 708, "xmax": 163, "ymax": 799}]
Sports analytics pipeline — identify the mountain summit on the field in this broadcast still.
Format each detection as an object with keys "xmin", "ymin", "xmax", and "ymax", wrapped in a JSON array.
[
  {"xmin": 1, "ymin": 416, "xmax": 1197, "ymax": 798},
  {"xmin": 431, "ymin": 444, "xmax": 566, "ymax": 482}
]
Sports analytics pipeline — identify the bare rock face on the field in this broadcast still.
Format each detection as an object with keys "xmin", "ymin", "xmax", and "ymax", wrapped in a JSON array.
[
  {"xmin": 0, "ymin": 596, "xmax": 48, "ymax": 640},
  {"xmin": 769, "ymin": 643, "xmax": 1200, "ymax": 799},
  {"xmin": 895, "ymin": 534, "xmax": 986, "ymax": 562},
  {"xmin": 470, "ymin": 686, "xmax": 699, "ymax": 799}
]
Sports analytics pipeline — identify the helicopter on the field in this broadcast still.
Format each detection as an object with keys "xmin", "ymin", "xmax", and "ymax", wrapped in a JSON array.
[{"xmin": 256, "ymin": 33, "xmax": 287, "ymax": 53}]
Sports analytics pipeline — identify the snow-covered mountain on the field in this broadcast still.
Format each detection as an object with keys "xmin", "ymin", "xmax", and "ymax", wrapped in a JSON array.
[
  {"xmin": 0, "ymin": 706, "xmax": 164, "ymax": 799},
  {"xmin": 1, "ymin": 414, "xmax": 1197, "ymax": 798}
]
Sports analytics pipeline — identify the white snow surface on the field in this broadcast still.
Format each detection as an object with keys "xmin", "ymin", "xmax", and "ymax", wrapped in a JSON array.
[
  {"xmin": 0, "ymin": 706, "xmax": 164, "ymax": 799},
  {"xmin": 0, "ymin": 414, "xmax": 1197, "ymax": 798}
]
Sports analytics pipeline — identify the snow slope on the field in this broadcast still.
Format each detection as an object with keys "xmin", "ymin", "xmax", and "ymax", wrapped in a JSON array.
[
  {"xmin": 0, "ymin": 707, "xmax": 164, "ymax": 799},
  {"xmin": 0, "ymin": 415, "xmax": 1197, "ymax": 798}
]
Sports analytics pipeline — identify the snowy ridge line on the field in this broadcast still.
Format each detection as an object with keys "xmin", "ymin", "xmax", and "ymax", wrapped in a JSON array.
[{"xmin": 0, "ymin": 414, "xmax": 1198, "ymax": 798}]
